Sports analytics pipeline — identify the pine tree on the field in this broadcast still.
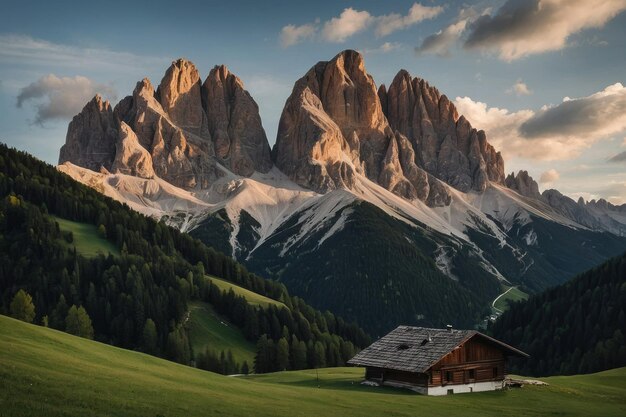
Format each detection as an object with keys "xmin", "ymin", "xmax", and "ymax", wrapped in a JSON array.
[
  {"xmin": 241, "ymin": 361, "xmax": 250, "ymax": 375},
  {"xmin": 50, "ymin": 294, "xmax": 69, "ymax": 330},
  {"xmin": 9, "ymin": 289, "xmax": 36, "ymax": 323},
  {"xmin": 276, "ymin": 337, "xmax": 290, "ymax": 371},
  {"xmin": 313, "ymin": 341, "xmax": 326, "ymax": 368},
  {"xmin": 254, "ymin": 334, "xmax": 271, "ymax": 373},
  {"xmin": 142, "ymin": 318, "xmax": 158, "ymax": 354},
  {"xmin": 65, "ymin": 305, "xmax": 94, "ymax": 339}
]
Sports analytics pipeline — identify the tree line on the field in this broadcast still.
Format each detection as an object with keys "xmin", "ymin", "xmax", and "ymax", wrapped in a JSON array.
[
  {"xmin": 0, "ymin": 143, "xmax": 370, "ymax": 374},
  {"xmin": 489, "ymin": 250, "xmax": 626, "ymax": 376}
]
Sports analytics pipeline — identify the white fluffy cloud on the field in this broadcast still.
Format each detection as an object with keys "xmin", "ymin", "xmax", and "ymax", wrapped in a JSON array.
[
  {"xmin": 520, "ymin": 83, "xmax": 626, "ymax": 141},
  {"xmin": 16, "ymin": 74, "xmax": 116, "ymax": 125},
  {"xmin": 539, "ymin": 169, "xmax": 560, "ymax": 183},
  {"xmin": 454, "ymin": 83, "xmax": 626, "ymax": 161},
  {"xmin": 280, "ymin": 3, "xmax": 441, "ymax": 47},
  {"xmin": 507, "ymin": 79, "xmax": 532, "ymax": 96},
  {"xmin": 464, "ymin": 0, "xmax": 626, "ymax": 61},
  {"xmin": 280, "ymin": 23, "xmax": 318, "ymax": 48},
  {"xmin": 322, "ymin": 8, "xmax": 373, "ymax": 43},
  {"xmin": 376, "ymin": 3, "xmax": 443, "ymax": 37},
  {"xmin": 415, "ymin": 19, "xmax": 468, "ymax": 56},
  {"xmin": 453, "ymin": 96, "xmax": 536, "ymax": 158},
  {"xmin": 415, "ymin": 7, "xmax": 488, "ymax": 57}
]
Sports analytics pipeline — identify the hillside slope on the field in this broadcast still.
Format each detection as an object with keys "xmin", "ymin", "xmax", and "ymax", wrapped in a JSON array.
[
  {"xmin": 1, "ymin": 315, "xmax": 626, "ymax": 417},
  {"xmin": 0, "ymin": 143, "xmax": 369, "ymax": 374},
  {"xmin": 490, "ymin": 251, "xmax": 626, "ymax": 376}
]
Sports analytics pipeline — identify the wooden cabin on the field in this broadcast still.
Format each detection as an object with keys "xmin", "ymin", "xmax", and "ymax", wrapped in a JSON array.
[{"xmin": 348, "ymin": 325, "xmax": 528, "ymax": 395}]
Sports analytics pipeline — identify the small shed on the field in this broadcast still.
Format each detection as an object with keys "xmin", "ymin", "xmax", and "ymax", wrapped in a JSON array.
[{"xmin": 348, "ymin": 325, "xmax": 528, "ymax": 395}]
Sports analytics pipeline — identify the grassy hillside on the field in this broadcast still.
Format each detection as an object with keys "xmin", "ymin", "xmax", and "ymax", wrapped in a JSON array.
[
  {"xmin": 53, "ymin": 216, "xmax": 120, "ymax": 257},
  {"xmin": 490, "ymin": 250, "xmax": 626, "ymax": 376},
  {"xmin": 207, "ymin": 276, "xmax": 286, "ymax": 309},
  {"xmin": 1, "ymin": 315, "xmax": 625, "ymax": 417},
  {"xmin": 0, "ymin": 143, "xmax": 369, "ymax": 373},
  {"xmin": 493, "ymin": 286, "xmax": 528, "ymax": 313},
  {"xmin": 188, "ymin": 301, "xmax": 255, "ymax": 365}
]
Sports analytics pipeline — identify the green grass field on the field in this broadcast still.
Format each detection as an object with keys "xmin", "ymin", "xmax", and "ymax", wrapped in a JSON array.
[
  {"xmin": 493, "ymin": 286, "xmax": 529, "ymax": 312},
  {"xmin": 1, "ymin": 315, "xmax": 625, "ymax": 417},
  {"xmin": 52, "ymin": 216, "xmax": 120, "ymax": 258},
  {"xmin": 207, "ymin": 275, "xmax": 286, "ymax": 309},
  {"xmin": 188, "ymin": 301, "xmax": 255, "ymax": 365}
]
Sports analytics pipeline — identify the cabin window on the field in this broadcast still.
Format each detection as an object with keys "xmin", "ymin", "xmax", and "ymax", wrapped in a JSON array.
[
  {"xmin": 493, "ymin": 367, "xmax": 498, "ymax": 378},
  {"xmin": 445, "ymin": 371, "xmax": 453, "ymax": 382},
  {"xmin": 468, "ymin": 369, "xmax": 475, "ymax": 379}
]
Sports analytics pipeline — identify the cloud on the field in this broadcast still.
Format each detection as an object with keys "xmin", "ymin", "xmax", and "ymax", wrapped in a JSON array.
[
  {"xmin": 280, "ymin": 22, "xmax": 318, "ymax": 48},
  {"xmin": 600, "ymin": 181, "xmax": 626, "ymax": 205},
  {"xmin": 609, "ymin": 151, "xmax": 626, "ymax": 162},
  {"xmin": 376, "ymin": 3, "xmax": 443, "ymax": 37},
  {"xmin": 455, "ymin": 83, "xmax": 626, "ymax": 161},
  {"xmin": 0, "ymin": 34, "xmax": 164, "ymax": 71},
  {"xmin": 415, "ymin": 7, "xmax": 488, "ymax": 57},
  {"xmin": 507, "ymin": 79, "xmax": 532, "ymax": 96},
  {"xmin": 416, "ymin": 19, "xmax": 468, "ymax": 56},
  {"xmin": 453, "ymin": 96, "xmax": 536, "ymax": 159},
  {"xmin": 520, "ymin": 83, "xmax": 626, "ymax": 141},
  {"xmin": 16, "ymin": 74, "xmax": 116, "ymax": 125},
  {"xmin": 363, "ymin": 42, "xmax": 402, "ymax": 54},
  {"xmin": 464, "ymin": 0, "xmax": 626, "ymax": 61},
  {"xmin": 281, "ymin": 3, "xmax": 441, "ymax": 47},
  {"xmin": 539, "ymin": 169, "xmax": 560, "ymax": 183},
  {"xmin": 322, "ymin": 8, "xmax": 373, "ymax": 43}
]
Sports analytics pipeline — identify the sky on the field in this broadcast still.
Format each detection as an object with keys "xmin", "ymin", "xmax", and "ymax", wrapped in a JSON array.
[{"xmin": 1, "ymin": 0, "xmax": 625, "ymax": 204}]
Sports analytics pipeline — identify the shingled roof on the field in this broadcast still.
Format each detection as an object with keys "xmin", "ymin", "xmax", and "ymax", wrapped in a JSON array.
[{"xmin": 348, "ymin": 326, "xmax": 528, "ymax": 373}]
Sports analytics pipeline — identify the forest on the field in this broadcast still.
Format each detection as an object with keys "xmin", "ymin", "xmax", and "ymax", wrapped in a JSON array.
[
  {"xmin": 490, "ymin": 250, "xmax": 626, "ymax": 376},
  {"xmin": 0, "ymin": 143, "xmax": 369, "ymax": 374}
]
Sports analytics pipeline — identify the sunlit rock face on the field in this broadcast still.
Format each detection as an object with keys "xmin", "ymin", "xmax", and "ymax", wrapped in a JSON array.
[{"xmin": 61, "ymin": 59, "xmax": 272, "ymax": 189}]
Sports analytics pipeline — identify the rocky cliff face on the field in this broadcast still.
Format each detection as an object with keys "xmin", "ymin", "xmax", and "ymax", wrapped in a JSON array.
[
  {"xmin": 62, "ymin": 51, "xmax": 509, "ymax": 209},
  {"xmin": 59, "ymin": 95, "xmax": 118, "ymax": 172},
  {"xmin": 203, "ymin": 65, "xmax": 272, "ymax": 176},
  {"xmin": 273, "ymin": 50, "xmax": 506, "ymax": 206},
  {"xmin": 379, "ymin": 70, "xmax": 505, "ymax": 193},
  {"xmin": 59, "ymin": 59, "xmax": 271, "ymax": 189},
  {"xmin": 505, "ymin": 170, "xmax": 542, "ymax": 200}
]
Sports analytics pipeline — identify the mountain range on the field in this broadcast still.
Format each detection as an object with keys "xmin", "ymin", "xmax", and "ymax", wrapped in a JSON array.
[{"xmin": 57, "ymin": 50, "xmax": 626, "ymax": 335}]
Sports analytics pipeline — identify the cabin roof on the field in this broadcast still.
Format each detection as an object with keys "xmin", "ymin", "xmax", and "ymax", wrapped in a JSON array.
[{"xmin": 347, "ymin": 326, "xmax": 528, "ymax": 373}]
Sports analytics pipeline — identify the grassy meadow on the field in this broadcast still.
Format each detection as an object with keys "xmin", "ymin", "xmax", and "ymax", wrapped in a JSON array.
[
  {"xmin": 493, "ymin": 286, "xmax": 529, "ymax": 312},
  {"xmin": 206, "ymin": 275, "xmax": 286, "ymax": 309},
  {"xmin": 52, "ymin": 216, "xmax": 120, "ymax": 258},
  {"xmin": 1, "ymin": 315, "xmax": 625, "ymax": 417},
  {"xmin": 187, "ymin": 301, "xmax": 256, "ymax": 365}
]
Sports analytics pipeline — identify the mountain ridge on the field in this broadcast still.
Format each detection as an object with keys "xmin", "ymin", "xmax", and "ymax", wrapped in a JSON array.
[{"xmin": 56, "ymin": 50, "xmax": 626, "ymax": 333}]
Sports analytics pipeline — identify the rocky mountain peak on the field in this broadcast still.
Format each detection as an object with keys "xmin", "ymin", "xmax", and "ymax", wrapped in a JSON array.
[
  {"xmin": 59, "ymin": 94, "xmax": 118, "ymax": 172},
  {"xmin": 60, "ymin": 59, "xmax": 272, "ymax": 189},
  {"xmin": 505, "ymin": 170, "xmax": 542, "ymax": 200},
  {"xmin": 202, "ymin": 63, "xmax": 272, "ymax": 175},
  {"xmin": 381, "ymin": 69, "xmax": 503, "ymax": 193},
  {"xmin": 274, "ymin": 50, "xmax": 506, "ymax": 206},
  {"xmin": 156, "ymin": 59, "xmax": 206, "ymax": 134}
]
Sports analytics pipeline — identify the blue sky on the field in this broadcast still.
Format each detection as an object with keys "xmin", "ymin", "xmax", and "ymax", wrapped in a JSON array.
[{"xmin": 1, "ymin": 0, "xmax": 625, "ymax": 203}]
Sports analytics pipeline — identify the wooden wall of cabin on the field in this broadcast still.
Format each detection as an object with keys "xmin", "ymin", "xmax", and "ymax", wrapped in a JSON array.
[{"xmin": 428, "ymin": 336, "xmax": 507, "ymax": 386}]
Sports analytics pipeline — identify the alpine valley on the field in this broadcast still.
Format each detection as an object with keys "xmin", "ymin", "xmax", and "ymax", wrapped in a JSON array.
[{"xmin": 57, "ymin": 50, "xmax": 626, "ymax": 336}]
